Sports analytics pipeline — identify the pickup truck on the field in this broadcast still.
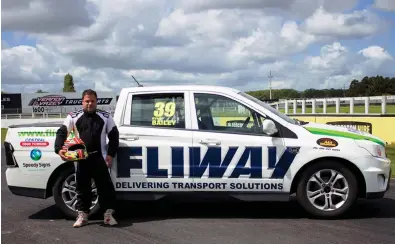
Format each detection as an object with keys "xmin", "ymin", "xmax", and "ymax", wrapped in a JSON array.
[{"xmin": 4, "ymin": 85, "xmax": 392, "ymax": 219}]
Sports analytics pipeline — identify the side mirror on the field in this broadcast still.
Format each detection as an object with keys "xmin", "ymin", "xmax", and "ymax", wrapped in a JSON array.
[{"xmin": 262, "ymin": 119, "xmax": 278, "ymax": 136}]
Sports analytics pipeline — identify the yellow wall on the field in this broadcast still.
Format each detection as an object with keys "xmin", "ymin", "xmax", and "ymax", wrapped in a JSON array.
[{"xmin": 213, "ymin": 116, "xmax": 395, "ymax": 145}]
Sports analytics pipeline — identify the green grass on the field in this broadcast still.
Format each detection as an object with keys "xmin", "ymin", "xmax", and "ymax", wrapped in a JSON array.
[
  {"xmin": 1, "ymin": 128, "xmax": 7, "ymax": 143},
  {"xmin": 278, "ymin": 104, "xmax": 395, "ymax": 114},
  {"xmin": 1, "ymin": 127, "xmax": 394, "ymax": 177}
]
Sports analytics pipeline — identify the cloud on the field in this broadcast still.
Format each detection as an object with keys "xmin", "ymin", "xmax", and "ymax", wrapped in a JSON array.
[
  {"xmin": 179, "ymin": 0, "xmax": 358, "ymax": 18},
  {"xmin": 1, "ymin": 0, "xmax": 394, "ymax": 94},
  {"xmin": 359, "ymin": 46, "xmax": 394, "ymax": 61},
  {"xmin": 303, "ymin": 7, "xmax": 383, "ymax": 39},
  {"xmin": 1, "ymin": 0, "xmax": 95, "ymax": 34}
]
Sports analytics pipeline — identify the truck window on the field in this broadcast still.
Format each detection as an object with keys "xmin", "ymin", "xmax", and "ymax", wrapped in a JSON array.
[
  {"xmin": 130, "ymin": 93, "xmax": 185, "ymax": 129},
  {"xmin": 193, "ymin": 93, "xmax": 267, "ymax": 135}
]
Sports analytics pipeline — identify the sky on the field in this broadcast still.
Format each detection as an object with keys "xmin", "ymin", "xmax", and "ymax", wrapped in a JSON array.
[{"xmin": 1, "ymin": 0, "xmax": 395, "ymax": 94}]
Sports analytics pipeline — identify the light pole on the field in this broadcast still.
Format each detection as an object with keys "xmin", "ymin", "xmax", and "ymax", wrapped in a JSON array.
[{"xmin": 268, "ymin": 70, "xmax": 273, "ymax": 100}]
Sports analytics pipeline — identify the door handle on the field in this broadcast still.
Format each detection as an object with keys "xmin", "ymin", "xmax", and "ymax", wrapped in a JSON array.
[
  {"xmin": 120, "ymin": 134, "xmax": 139, "ymax": 141},
  {"xmin": 199, "ymin": 139, "xmax": 221, "ymax": 146}
]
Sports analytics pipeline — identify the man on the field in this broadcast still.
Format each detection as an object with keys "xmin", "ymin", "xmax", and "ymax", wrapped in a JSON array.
[{"xmin": 54, "ymin": 89, "xmax": 119, "ymax": 228}]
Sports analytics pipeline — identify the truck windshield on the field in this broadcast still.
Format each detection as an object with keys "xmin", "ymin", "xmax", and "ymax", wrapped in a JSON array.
[{"xmin": 238, "ymin": 92, "xmax": 298, "ymax": 125}]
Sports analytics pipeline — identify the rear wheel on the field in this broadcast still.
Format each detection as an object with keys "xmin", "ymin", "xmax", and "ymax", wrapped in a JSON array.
[
  {"xmin": 296, "ymin": 160, "xmax": 358, "ymax": 218},
  {"xmin": 52, "ymin": 167, "xmax": 100, "ymax": 219}
]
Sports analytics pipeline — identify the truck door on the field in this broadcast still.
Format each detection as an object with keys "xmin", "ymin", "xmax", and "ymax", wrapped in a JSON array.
[
  {"xmin": 189, "ymin": 91, "xmax": 292, "ymax": 194},
  {"xmin": 113, "ymin": 91, "xmax": 194, "ymax": 193}
]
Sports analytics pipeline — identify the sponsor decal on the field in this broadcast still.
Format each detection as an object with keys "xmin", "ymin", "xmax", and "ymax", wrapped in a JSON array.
[
  {"xmin": 22, "ymin": 149, "xmax": 50, "ymax": 171},
  {"xmin": 114, "ymin": 145, "xmax": 296, "ymax": 191},
  {"xmin": 115, "ymin": 181, "xmax": 283, "ymax": 191},
  {"xmin": 116, "ymin": 145, "xmax": 298, "ymax": 179},
  {"xmin": 28, "ymin": 95, "xmax": 113, "ymax": 107},
  {"xmin": 30, "ymin": 149, "xmax": 42, "ymax": 161},
  {"xmin": 22, "ymin": 162, "xmax": 51, "ymax": 170},
  {"xmin": 152, "ymin": 101, "xmax": 177, "ymax": 126},
  {"xmin": 317, "ymin": 138, "xmax": 338, "ymax": 147},
  {"xmin": 20, "ymin": 138, "xmax": 49, "ymax": 147},
  {"xmin": 17, "ymin": 129, "xmax": 75, "ymax": 138},
  {"xmin": 313, "ymin": 147, "xmax": 340, "ymax": 152}
]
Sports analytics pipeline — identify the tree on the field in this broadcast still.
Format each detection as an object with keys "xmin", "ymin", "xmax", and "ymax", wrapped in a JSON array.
[
  {"xmin": 246, "ymin": 76, "xmax": 395, "ymax": 100},
  {"xmin": 63, "ymin": 73, "xmax": 76, "ymax": 92}
]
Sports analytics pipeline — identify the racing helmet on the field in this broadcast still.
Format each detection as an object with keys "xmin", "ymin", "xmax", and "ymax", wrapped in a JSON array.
[{"xmin": 62, "ymin": 138, "xmax": 89, "ymax": 161}]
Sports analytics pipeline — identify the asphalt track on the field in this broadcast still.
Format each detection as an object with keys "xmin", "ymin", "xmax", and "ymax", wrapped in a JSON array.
[{"xmin": 2, "ymin": 148, "xmax": 395, "ymax": 244}]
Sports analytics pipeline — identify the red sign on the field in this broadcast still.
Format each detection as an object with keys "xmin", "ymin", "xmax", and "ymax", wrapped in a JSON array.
[{"xmin": 20, "ymin": 141, "xmax": 49, "ymax": 147}]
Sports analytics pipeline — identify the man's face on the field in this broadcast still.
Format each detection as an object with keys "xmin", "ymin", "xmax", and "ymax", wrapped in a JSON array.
[{"xmin": 82, "ymin": 94, "xmax": 97, "ymax": 113}]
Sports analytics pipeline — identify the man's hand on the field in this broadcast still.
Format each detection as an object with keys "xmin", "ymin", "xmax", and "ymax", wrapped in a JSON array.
[
  {"xmin": 105, "ymin": 155, "xmax": 113, "ymax": 168},
  {"xmin": 58, "ymin": 149, "xmax": 68, "ymax": 161}
]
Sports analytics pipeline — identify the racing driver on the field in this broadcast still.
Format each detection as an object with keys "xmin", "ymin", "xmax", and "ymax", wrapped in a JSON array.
[{"xmin": 54, "ymin": 89, "xmax": 119, "ymax": 228}]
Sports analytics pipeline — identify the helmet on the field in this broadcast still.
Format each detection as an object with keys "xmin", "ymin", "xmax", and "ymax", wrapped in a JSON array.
[{"xmin": 62, "ymin": 138, "xmax": 89, "ymax": 161}]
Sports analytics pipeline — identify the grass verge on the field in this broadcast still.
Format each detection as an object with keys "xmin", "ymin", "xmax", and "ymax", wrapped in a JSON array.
[
  {"xmin": 1, "ymin": 127, "xmax": 394, "ymax": 177},
  {"xmin": 1, "ymin": 128, "xmax": 7, "ymax": 143}
]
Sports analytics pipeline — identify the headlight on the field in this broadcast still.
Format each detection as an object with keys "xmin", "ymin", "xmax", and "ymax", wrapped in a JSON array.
[{"xmin": 354, "ymin": 140, "xmax": 385, "ymax": 158}]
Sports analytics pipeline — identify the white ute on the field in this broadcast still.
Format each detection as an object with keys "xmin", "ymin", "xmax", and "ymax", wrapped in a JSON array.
[{"xmin": 4, "ymin": 85, "xmax": 392, "ymax": 218}]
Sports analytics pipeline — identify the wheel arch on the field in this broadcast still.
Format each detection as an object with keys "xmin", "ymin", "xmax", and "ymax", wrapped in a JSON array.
[
  {"xmin": 290, "ymin": 156, "xmax": 366, "ymax": 198},
  {"xmin": 45, "ymin": 162, "xmax": 75, "ymax": 198}
]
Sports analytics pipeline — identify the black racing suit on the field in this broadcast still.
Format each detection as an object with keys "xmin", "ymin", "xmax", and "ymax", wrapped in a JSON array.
[{"xmin": 54, "ymin": 109, "xmax": 119, "ymax": 213}]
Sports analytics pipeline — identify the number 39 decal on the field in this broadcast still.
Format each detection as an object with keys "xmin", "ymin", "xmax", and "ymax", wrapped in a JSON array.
[
  {"xmin": 152, "ymin": 102, "xmax": 177, "ymax": 126},
  {"xmin": 153, "ymin": 102, "xmax": 176, "ymax": 118}
]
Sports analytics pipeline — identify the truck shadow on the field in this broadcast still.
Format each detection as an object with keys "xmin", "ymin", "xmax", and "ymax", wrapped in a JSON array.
[{"xmin": 28, "ymin": 196, "xmax": 395, "ymax": 228}]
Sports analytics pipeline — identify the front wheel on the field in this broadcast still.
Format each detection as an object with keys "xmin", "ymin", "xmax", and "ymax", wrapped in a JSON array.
[
  {"xmin": 296, "ymin": 160, "xmax": 358, "ymax": 218},
  {"xmin": 52, "ymin": 167, "xmax": 100, "ymax": 219}
]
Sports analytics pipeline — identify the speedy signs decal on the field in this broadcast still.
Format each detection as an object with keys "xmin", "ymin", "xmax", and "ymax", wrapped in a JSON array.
[{"xmin": 305, "ymin": 127, "xmax": 385, "ymax": 146}]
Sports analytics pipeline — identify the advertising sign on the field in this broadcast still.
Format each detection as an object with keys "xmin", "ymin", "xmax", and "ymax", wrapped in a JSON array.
[
  {"xmin": 23, "ymin": 93, "xmax": 117, "ymax": 114},
  {"xmin": 1, "ymin": 93, "xmax": 22, "ymax": 114},
  {"xmin": 326, "ymin": 121, "xmax": 373, "ymax": 134}
]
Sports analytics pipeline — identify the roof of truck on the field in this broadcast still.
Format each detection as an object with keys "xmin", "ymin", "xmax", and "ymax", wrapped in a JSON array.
[{"xmin": 121, "ymin": 85, "xmax": 241, "ymax": 94}]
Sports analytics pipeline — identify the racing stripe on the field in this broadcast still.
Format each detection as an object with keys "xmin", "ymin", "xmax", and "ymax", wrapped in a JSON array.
[{"xmin": 304, "ymin": 127, "xmax": 385, "ymax": 146}]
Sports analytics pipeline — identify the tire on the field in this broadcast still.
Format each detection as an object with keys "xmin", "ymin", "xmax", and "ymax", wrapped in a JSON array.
[
  {"xmin": 52, "ymin": 167, "xmax": 100, "ymax": 219},
  {"xmin": 296, "ymin": 160, "xmax": 358, "ymax": 219}
]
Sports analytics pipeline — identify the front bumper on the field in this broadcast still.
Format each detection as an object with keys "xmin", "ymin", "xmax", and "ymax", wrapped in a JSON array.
[{"xmin": 359, "ymin": 155, "xmax": 391, "ymax": 199}]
